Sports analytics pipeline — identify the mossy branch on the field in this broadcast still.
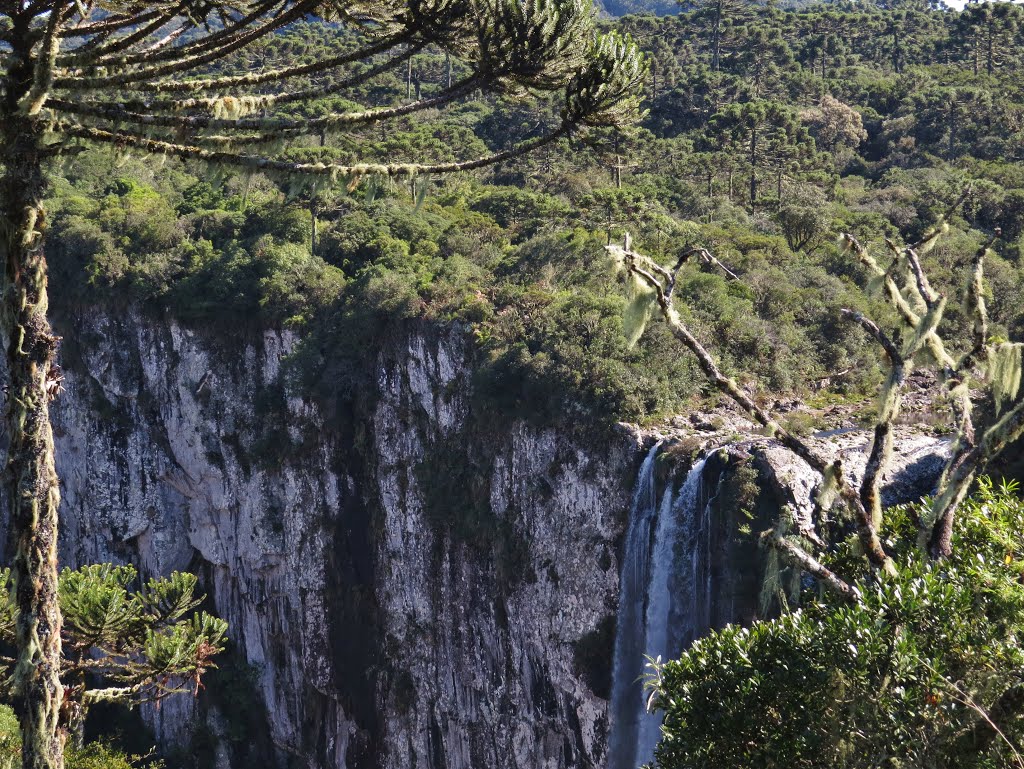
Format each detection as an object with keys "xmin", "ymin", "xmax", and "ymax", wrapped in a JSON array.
[
  {"xmin": 841, "ymin": 309, "xmax": 906, "ymax": 529},
  {"xmin": 60, "ymin": 118, "xmax": 570, "ymax": 178},
  {"xmin": 18, "ymin": 2, "xmax": 67, "ymax": 116},
  {"xmin": 609, "ymin": 239, "xmax": 895, "ymax": 576},
  {"xmin": 49, "ymin": 73, "xmax": 483, "ymax": 133},
  {"xmin": 87, "ymin": 30, "xmax": 417, "ymax": 94},
  {"xmin": 106, "ymin": 41, "xmax": 425, "ymax": 114},
  {"xmin": 762, "ymin": 530, "xmax": 861, "ymax": 603}
]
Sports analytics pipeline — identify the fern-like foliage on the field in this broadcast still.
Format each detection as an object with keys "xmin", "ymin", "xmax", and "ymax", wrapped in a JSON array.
[{"xmin": 0, "ymin": 565, "xmax": 227, "ymax": 742}]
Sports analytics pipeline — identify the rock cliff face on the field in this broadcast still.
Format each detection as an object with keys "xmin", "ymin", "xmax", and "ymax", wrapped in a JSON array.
[
  {"xmin": 39, "ymin": 309, "xmax": 638, "ymax": 769},
  {"xmin": 3, "ymin": 308, "xmax": 950, "ymax": 769}
]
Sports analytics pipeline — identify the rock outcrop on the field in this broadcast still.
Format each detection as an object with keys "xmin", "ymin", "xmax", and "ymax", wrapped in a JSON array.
[
  {"xmin": 41, "ymin": 309, "xmax": 637, "ymax": 769},
  {"xmin": 0, "ymin": 307, "xmax": 952, "ymax": 768}
]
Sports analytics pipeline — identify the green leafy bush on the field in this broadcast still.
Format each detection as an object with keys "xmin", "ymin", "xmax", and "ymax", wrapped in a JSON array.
[
  {"xmin": 0, "ymin": 704, "xmax": 161, "ymax": 769},
  {"xmin": 649, "ymin": 480, "xmax": 1024, "ymax": 769}
]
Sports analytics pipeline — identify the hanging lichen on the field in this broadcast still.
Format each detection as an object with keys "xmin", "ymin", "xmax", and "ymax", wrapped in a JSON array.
[
  {"xmin": 624, "ymin": 271, "xmax": 657, "ymax": 349},
  {"xmin": 904, "ymin": 297, "xmax": 946, "ymax": 362},
  {"xmin": 989, "ymin": 342, "xmax": 1023, "ymax": 414},
  {"xmin": 918, "ymin": 221, "xmax": 950, "ymax": 255},
  {"xmin": 815, "ymin": 463, "xmax": 842, "ymax": 513},
  {"xmin": 759, "ymin": 542, "xmax": 783, "ymax": 616},
  {"xmin": 210, "ymin": 94, "xmax": 273, "ymax": 120}
]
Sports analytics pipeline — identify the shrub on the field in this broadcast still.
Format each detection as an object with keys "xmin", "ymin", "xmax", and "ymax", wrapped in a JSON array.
[{"xmin": 649, "ymin": 480, "xmax": 1024, "ymax": 769}]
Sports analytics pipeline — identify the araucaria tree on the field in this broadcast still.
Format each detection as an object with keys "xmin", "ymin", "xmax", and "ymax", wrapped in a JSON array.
[
  {"xmin": 0, "ymin": 3, "xmax": 644, "ymax": 767},
  {"xmin": 0, "ymin": 565, "xmax": 227, "ymax": 748}
]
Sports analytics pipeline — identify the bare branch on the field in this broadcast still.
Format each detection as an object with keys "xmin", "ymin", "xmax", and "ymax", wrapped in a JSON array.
[
  {"xmin": 139, "ymin": 19, "xmax": 195, "ymax": 54},
  {"xmin": 84, "ymin": 0, "xmax": 283, "ymax": 68},
  {"xmin": 904, "ymin": 246, "xmax": 942, "ymax": 310},
  {"xmin": 949, "ymin": 680, "xmax": 1024, "ymax": 763},
  {"xmin": 612, "ymin": 241, "xmax": 895, "ymax": 574},
  {"xmin": 665, "ymin": 247, "xmax": 738, "ymax": 300},
  {"xmin": 54, "ymin": 0, "xmax": 312, "ymax": 90},
  {"xmin": 60, "ymin": 11, "xmax": 164, "ymax": 39},
  {"xmin": 841, "ymin": 309, "xmax": 901, "ymax": 364},
  {"xmin": 841, "ymin": 233, "xmax": 955, "ymax": 368},
  {"xmin": 58, "ymin": 3, "xmax": 187, "ymax": 66},
  {"xmin": 764, "ymin": 531, "xmax": 861, "ymax": 603},
  {"xmin": 909, "ymin": 187, "xmax": 971, "ymax": 251}
]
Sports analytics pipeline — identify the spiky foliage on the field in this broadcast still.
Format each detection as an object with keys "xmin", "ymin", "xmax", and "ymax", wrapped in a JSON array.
[
  {"xmin": 0, "ymin": 565, "xmax": 227, "ymax": 747},
  {"xmin": 12, "ymin": 0, "xmax": 645, "ymax": 178},
  {"xmin": 0, "ymin": 4, "xmax": 643, "ymax": 767}
]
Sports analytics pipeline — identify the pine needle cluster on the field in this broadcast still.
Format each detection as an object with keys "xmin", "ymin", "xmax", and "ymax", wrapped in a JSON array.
[{"xmin": 0, "ymin": 565, "xmax": 226, "ymax": 748}]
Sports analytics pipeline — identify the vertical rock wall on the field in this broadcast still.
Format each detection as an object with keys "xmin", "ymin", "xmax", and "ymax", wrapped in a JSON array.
[
  {"xmin": 0, "ymin": 307, "xmax": 950, "ymax": 769},
  {"xmin": 38, "ymin": 309, "xmax": 638, "ymax": 769}
]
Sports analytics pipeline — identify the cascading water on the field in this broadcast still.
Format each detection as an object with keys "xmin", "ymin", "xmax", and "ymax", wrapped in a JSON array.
[
  {"xmin": 608, "ymin": 446, "xmax": 714, "ymax": 769},
  {"xmin": 608, "ymin": 443, "xmax": 662, "ymax": 769}
]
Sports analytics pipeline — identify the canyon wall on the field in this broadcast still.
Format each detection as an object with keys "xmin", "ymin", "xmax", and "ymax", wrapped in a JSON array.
[{"xmin": 0, "ymin": 308, "xmax": 949, "ymax": 768}]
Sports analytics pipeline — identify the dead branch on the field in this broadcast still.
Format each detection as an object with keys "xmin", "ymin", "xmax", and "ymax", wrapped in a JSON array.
[{"xmin": 610, "ymin": 239, "xmax": 895, "ymax": 576}]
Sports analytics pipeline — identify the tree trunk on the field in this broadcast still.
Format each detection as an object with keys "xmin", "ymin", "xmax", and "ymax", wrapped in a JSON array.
[
  {"xmin": 712, "ymin": 0, "xmax": 722, "ymax": 72},
  {"xmin": 310, "ymin": 200, "xmax": 319, "ymax": 256},
  {"xmin": 1, "ymin": 42, "xmax": 65, "ymax": 769},
  {"xmin": 749, "ymin": 128, "xmax": 758, "ymax": 211},
  {"xmin": 948, "ymin": 100, "xmax": 958, "ymax": 159},
  {"xmin": 986, "ymin": 26, "xmax": 994, "ymax": 75}
]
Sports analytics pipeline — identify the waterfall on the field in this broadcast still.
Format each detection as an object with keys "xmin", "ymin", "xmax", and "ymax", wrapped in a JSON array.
[
  {"xmin": 635, "ymin": 457, "xmax": 708, "ymax": 766},
  {"xmin": 608, "ymin": 443, "xmax": 662, "ymax": 769},
  {"xmin": 608, "ymin": 447, "xmax": 713, "ymax": 769}
]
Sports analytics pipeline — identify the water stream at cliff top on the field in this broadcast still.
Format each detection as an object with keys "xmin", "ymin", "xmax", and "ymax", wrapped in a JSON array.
[{"xmin": 608, "ymin": 445, "xmax": 714, "ymax": 769}]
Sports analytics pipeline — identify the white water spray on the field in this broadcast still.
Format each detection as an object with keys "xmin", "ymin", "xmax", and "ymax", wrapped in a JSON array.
[
  {"xmin": 608, "ymin": 447, "xmax": 715, "ymax": 769},
  {"xmin": 608, "ymin": 443, "xmax": 661, "ymax": 769}
]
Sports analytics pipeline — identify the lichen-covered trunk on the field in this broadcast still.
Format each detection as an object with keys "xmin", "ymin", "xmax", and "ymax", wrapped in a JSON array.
[
  {"xmin": 0, "ymin": 76, "xmax": 65, "ymax": 769},
  {"xmin": 749, "ymin": 128, "xmax": 758, "ymax": 212}
]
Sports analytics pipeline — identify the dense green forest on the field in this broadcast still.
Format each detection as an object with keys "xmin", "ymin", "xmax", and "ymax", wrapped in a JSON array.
[
  {"xmin": 46, "ymin": 1, "xmax": 1024, "ymax": 428},
  {"xmin": 3, "ymin": 1, "xmax": 1021, "ymax": 767}
]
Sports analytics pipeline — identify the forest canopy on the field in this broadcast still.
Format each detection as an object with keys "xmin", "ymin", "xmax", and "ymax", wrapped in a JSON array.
[{"xmin": 41, "ymin": 1, "xmax": 1024, "ymax": 427}]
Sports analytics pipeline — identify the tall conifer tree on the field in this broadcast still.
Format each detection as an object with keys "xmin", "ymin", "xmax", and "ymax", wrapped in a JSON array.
[{"xmin": 0, "ymin": 3, "xmax": 644, "ymax": 767}]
